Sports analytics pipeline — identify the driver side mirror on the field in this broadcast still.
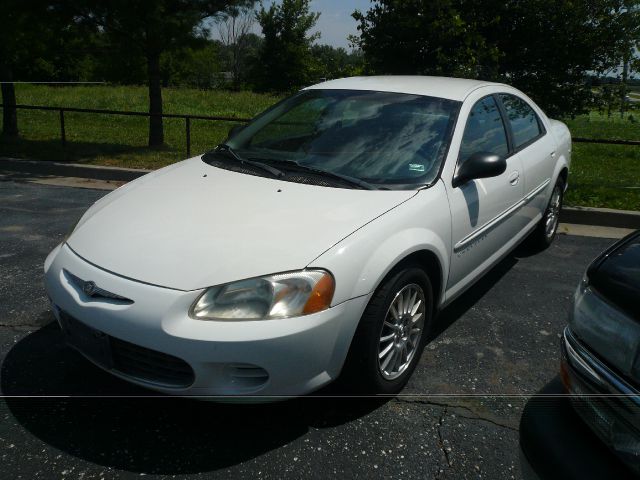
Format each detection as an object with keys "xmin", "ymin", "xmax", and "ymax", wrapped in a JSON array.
[{"xmin": 453, "ymin": 152, "xmax": 507, "ymax": 188}]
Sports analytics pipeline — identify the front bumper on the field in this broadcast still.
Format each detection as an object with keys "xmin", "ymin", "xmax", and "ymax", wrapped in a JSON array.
[
  {"xmin": 44, "ymin": 243, "xmax": 369, "ymax": 397},
  {"xmin": 561, "ymin": 327, "xmax": 640, "ymax": 474}
]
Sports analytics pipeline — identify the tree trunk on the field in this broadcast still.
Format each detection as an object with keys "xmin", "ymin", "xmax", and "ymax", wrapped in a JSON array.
[
  {"xmin": 147, "ymin": 51, "xmax": 164, "ymax": 147},
  {"xmin": 1, "ymin": 65, "xmax": 18, "ymax": 138},
  {"xmin": 620, "ymin": 57, "xmax": 628, "ymax": 119},
  {"xmin": 232, "ymin": 43, "xmax": 241, "ymax": 89}
]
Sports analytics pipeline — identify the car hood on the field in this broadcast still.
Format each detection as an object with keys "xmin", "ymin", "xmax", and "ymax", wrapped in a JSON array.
[
  {"xmin": 68, "ymin": 157, "xmax": 416, "ymax": 291},
  {"xmin": 587, "ymin": 230, "xmax": 640, "ymax": 323}
]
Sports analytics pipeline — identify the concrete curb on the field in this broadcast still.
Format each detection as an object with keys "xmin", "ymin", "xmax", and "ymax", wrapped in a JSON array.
[
  {"xmin": 560, "ymin": 206, "xmax": 640, "ymax": 230},
  {"xmin": 2, "ymin": 157, "xmax": 639, "ymax": 230}
]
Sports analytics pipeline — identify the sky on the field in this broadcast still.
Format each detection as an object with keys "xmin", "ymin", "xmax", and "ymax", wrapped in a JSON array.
[
  {"xmin": 309, "ymin": 0, "xmax": 372, "ymax": 49},
  {"xmin": 211, "ymin": 0, "xmax": 372, "ymax": 50}
]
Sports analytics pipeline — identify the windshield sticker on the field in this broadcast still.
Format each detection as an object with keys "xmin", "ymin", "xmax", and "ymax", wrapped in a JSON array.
[{"xmin": 409, "ymin": 164, "xmax": 425, "ymax": 172}]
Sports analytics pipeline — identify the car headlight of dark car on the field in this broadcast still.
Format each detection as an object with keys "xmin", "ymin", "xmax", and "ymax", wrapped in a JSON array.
[{"xmin": 569, "ymin": 276, "xmax": 640, "ymax": 383}]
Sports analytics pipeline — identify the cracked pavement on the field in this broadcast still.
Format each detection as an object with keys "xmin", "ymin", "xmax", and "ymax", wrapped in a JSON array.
[{"xmin": 0, "ymin": 180, "xmax": 616, "ymax": 479}]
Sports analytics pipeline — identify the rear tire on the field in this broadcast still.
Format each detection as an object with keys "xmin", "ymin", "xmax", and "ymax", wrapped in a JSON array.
[
  {"xmin": 342, "ymin": 265, "xmax": 434, "ymax": 394},
  {"xmin": 530, "ymin": 178, "xmax": 564, "ymax": 249}
]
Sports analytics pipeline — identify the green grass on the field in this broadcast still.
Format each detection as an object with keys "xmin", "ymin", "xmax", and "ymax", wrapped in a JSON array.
[
  {"xmin": 0, "ymin": 84, "xmax": 281, "ymax": 169},
  {"xmin": 1, "ymin": 84, "xmax": 639, "ymax": 210},
  {"xmin": 563, "ymin": 143, "xmax": 640, "ymax": 210},
  {"xmin": 564, "ymin": 110, "xmax": 640, "ymax": 141},
  {"xmin": 562, "ymin": 111, "xmax": 640, "ymax": 210}
]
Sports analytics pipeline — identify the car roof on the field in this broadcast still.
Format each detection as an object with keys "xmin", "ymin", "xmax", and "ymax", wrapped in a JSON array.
[{"xmin": 304, "ymin": 75, "xmax": 506, "ymax": 101}]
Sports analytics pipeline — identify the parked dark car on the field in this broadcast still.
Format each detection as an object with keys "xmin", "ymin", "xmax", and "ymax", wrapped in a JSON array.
[{"xmin": 520, "ymin": 230, "xmax": 640, "ymax": 479}]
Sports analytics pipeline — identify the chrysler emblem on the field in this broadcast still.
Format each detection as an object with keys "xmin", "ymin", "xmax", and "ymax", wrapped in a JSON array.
[
  {"xmin": 65, "ymin": 270, "xmax": 131, "ymax": 303},
  {"xmin": 83, "ymin": 281, "xmax": 98, "ymax": 296}
]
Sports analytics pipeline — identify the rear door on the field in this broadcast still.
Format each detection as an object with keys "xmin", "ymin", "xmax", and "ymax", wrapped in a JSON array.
[
  {"xmin": 444, "ymin": 94, "xmax": 525, "ymax": 297},
  {"xmin": 497, "ymin": 93, "xmax": 556, "ymax": 222}
]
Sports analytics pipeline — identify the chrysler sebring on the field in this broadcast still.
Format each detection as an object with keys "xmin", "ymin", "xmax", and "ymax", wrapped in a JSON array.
[{"xmin": 44, "ymin": 76, "xmax": 571, "ymax": 397}]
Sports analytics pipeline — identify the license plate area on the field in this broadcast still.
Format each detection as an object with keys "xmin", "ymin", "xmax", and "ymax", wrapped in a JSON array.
[{"xmin": 59, "ymin": 312, "xmax": 113, "ymax": 369}]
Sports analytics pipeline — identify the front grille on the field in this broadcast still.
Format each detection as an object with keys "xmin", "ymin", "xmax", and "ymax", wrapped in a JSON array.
[
  {"xmin": 227, "ymin": 363, "xmax": 269, "ymax": 389},
  {"xmin": 110, "ymin": 337, "xmax": 195, "ymax": 388},
  {"xmin": 59, "ymin": 310, "xmax": 194, "ymax": 389}
]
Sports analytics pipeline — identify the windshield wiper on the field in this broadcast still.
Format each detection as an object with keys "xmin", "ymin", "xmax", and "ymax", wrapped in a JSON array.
[
  {"xmin": 204, "ymin": 144, "xmax": 284, "ymax": 179},
  {"xmin": 254, "ymin": 157, "xmax": 376, "ymax": 190}
]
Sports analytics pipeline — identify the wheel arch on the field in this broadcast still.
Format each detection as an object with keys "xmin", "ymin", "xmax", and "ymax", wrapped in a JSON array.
[
  {"xmin": 550, "ymin": 153, "xmax": 570, "ymax": 196},
  {"xmin": 558, "ymin": 166, "xmax": 568, "ymax": 190},
  {"xmin": 377, "ymin": 249, "xmax": 444, "ymax": 315},
  {"xmin": 336, "ymin": 247, "xmax": 446, "ymax": 390}
]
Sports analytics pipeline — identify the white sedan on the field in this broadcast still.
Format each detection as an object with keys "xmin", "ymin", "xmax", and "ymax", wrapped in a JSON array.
[{"xmin": 44, "ymin": 76, "xmax": 571, "ymax": 397}]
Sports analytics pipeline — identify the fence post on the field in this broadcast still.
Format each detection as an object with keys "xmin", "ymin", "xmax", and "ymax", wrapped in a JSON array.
[
  {"xmin": 185, "ymin": 116, "xmax": 191, "ymax": 158},
  {"xmin": 59, "ymin": 109, "xmax": 66, "ymax": 148}
]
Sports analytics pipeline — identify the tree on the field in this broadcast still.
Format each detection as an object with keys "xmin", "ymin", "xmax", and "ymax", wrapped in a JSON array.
[
  {"xmin": 77, "ymin": 1, "xmax": 251, "ymax": 147},
  {"xmin": 217, "ymin": 6, "xmax": 256, "ymax": 88},
  {"xmin": 310, "ymin": 44, "xmax": 364, "ymax": 80},
  {"xmin": 611, "ymin": 2, "xmax": 640, "ymax": 117},
  {"xmin": 352, "ymin": 1, "xmax": 501, "ymax": 79},
  {"xmin": 352, "ymin": 0, "xmax": 640, "ymax": 117},
  {"xmin": 0, "ymin": 0, "xmax": 54, "ymax": 138},
  {"xmin": 0, "ymin": 0, "xmax": 24, "ymax": 138},
  {"xmin": 487, "ymin": 0, "xmax": 639, "ymax": 117},
  {"xmin": 232, "ymin": 32, "xmax": 264, "ymax": 86},
  {"xmin": 253, "ymin": 0, "xmax": 320, "ymax": 92},
  {"xmin": 161, "ymin": 42, "xmax": 222, "ymax": 89},
  {"xmin": 0, "ymin": 0, "xmax": 97, "ymax": 138}
]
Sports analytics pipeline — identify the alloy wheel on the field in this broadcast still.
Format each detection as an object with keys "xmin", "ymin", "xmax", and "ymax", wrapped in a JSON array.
[
  {"xmin": 377, "ymin": 283, "xmax": 426, "ymax": 380},
  {"xmin": 545, "ymin": 185, "xmax": 562, "ymax": 239}
]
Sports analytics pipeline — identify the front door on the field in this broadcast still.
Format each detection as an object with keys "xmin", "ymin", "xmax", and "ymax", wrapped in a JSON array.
[{"xmin": 445, "ymin": 94, "xmax": 525, "ymax": 298}]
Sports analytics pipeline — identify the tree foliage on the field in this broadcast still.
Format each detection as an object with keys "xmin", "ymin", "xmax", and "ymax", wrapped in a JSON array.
[
  {"xmin": 253, "ymin": 0, "xmax": 320, "ymax": 92},
  {"xmin": 161, "ymin": 42, "xmax": 222, "ymax": 89},
  {"xmin": 0, "ymin": 0, "xmax": 92, "ymax": 136},
  {"xmin": 74, "ymin": 0, "xmax": 253, "ymax": 146},
  {"xmin": 352, "ymin": 1, "xmax": 500, "ymax": 78},
  {"xmin": 310, "ymin": 45, "xmax": 364, "ymax": 80},
  {"xmin": 353, "ymin": 0, "xmax": 640, "ymax": 117},
  {"xmin": 217, "ymin": 6, "xmax": 257, "ymax": 88}
]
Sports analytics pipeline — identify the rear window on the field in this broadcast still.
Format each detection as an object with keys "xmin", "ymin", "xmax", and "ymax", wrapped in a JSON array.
[{"xmin": 499, "ymin": 94, "xmax": 543, "ymax": 148}]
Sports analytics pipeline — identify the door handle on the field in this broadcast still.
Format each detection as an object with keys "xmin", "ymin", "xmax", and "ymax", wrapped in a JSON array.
[
  {"xmin": 550, "ymin": 151, "xmax": 556, "ymax": 157},
  {"xmin": 508, "ymin": 171, "xmax": 520, "ymax": 186}
]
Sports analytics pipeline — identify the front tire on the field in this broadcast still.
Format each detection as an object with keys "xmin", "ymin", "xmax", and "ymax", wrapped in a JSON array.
[{"xmin": 342, "ymin": 266, "xmax": 433, "ymax": 394}]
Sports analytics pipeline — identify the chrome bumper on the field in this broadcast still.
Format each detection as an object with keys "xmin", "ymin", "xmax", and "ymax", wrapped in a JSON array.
[{"xmin": 562, "ymin": 327, "xmax": 640, "ymax": 473}]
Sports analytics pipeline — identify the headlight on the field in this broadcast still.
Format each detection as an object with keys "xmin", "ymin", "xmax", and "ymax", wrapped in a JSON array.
[
  {"xmin": 569, "ymin": 281, "xmax": 640, "ymax": 382},
  {"xmin": 190, "ymin": 270, "xmax": 335, "ymax": 321}
]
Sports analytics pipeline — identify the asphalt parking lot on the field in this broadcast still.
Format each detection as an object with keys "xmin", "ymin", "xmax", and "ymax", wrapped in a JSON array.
[{"xmin": 0, "ymin": 180, "xmax": 616, "ymax": 479}]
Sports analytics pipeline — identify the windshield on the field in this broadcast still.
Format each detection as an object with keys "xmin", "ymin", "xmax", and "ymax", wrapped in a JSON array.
[{"xmin": 226, "ymin": 89, "xmax": 460, "ymax": 188}]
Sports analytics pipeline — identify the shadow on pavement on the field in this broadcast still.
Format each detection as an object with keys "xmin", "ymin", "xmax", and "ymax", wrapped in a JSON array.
[
  {"xmin": 1, "ymin": 322, "xmax": 387, "ymax": 475},
  {"xmin": 0, "ymin": 235, "xmax": 540, "ymax": 475},
  {"xmin": 519, "ymin": 377, "xmax": 635, "ymax": 479},
  {"xmin": 429, "ymin": 238, "xmax": 537, "ymax": 340},
  {"xmin": 0, "ymin": 137, "xmax": 167, "ymax": 165}
]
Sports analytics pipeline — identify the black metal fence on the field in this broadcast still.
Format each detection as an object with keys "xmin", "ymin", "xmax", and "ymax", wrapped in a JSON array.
[
  {"xmin": 0, "ymin": 104, "xmax": 252, "ymax": 158},
  {"xmin": 1, "ymin": 104, "xmax": 640, "ymax": 158}
]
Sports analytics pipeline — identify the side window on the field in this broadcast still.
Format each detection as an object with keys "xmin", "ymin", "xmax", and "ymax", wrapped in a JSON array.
[
  {"xmin": 458, "ymin": 96, "xmax": 509, "ymax": 163},
  {"xmin": 499, "ymin": 94, "xmax": 542, "ymax": 148}
]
